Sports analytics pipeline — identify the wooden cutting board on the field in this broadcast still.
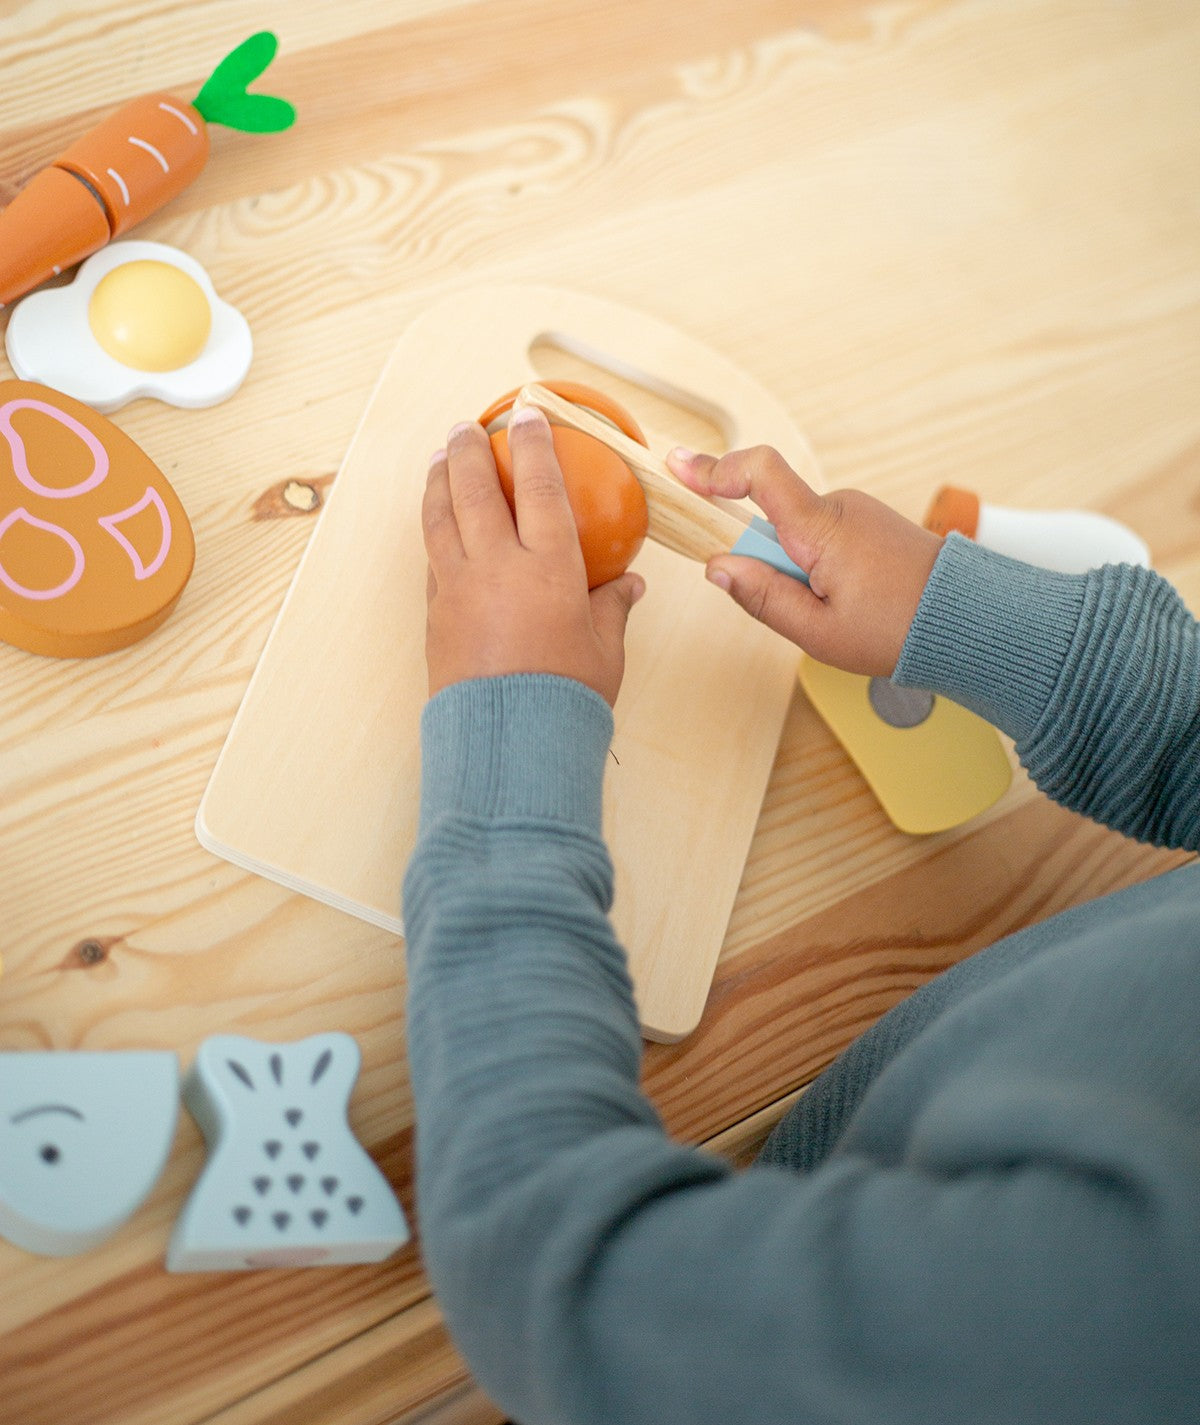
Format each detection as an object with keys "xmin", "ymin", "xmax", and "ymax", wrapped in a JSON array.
[{"xmin": 196, "ymin": 284, "xmax": 819, "ymax": 1040}]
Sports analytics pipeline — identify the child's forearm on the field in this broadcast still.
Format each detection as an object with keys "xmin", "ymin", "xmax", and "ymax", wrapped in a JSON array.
[
  {"xmin": 402, "ymin": 670, "xmax": 1198, "ymax": 1425},
  {"xmin": 403, "ymin": 674, "xmax": 692, "ymax": 1416},
  {"xmin": 895, "ymin": 535, "xmax": 1200, "ymax": 850}
]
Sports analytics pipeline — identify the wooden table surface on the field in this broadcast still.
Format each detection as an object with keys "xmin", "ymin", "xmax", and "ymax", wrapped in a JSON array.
[{"xmin": 2, "ymin": 2, "xmax": 1198, "ymax": 1422}]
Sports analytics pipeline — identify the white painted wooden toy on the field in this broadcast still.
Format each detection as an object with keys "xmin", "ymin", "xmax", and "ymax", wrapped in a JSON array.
[
  {"xmin": 925, "ymin": 486, "xmax": 1151, "ymax": 572},
  {"xmin": 167, "ymin": 1032, "xmax": 408, "ymax": 1271},
  {"xmin": 6, "ymin": 240, "xmax": 253, "ymax": 413},
  {"xmin": 0, "ymin": 1050, "xmax": 179, "ymax": 1256}
]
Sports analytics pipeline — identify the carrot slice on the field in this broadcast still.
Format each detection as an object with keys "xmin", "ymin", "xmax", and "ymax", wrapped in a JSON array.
[
  {"xmin": 0, "ymin": 168, "xmax": 110, "ymax": 306},
  {"xmin": 57, "ymin": 93, "xmax": 210, "ymax": 235}
]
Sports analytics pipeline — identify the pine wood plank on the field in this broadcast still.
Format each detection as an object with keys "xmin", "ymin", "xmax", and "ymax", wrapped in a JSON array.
[{"xmin": 1, "ymin": 1, "xmax": 1197, "ymax": 1421}]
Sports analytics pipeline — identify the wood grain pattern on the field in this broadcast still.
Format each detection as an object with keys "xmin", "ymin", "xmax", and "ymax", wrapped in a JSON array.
[{"xmin": 1, "ymin": 2, "xmax": 1198, "ymax": 1421}]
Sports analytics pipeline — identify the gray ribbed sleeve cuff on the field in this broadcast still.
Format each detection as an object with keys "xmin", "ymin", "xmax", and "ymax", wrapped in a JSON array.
[
  {"xmin": 894, "ymin": 534, "xmax": 1087, "ymax": 741},
  {"xmin": 418, "ymin": 674, "xmax": 614, "ymax": 833}
]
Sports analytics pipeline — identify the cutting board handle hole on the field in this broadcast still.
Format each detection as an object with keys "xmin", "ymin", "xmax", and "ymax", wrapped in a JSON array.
[{"xmin": 529, "ymin": 333, "xmax": 731, "ymax": 457}]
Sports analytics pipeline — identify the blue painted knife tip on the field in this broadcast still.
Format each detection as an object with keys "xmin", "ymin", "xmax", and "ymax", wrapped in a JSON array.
[{"xmin": 730, "ymin": 517, "xmax": 809, "ymax": 584}]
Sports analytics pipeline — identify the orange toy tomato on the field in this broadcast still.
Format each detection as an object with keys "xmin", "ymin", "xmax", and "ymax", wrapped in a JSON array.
[{"xmin": 478, "ymin": 381, "xmax": 649, "ymax": 589}]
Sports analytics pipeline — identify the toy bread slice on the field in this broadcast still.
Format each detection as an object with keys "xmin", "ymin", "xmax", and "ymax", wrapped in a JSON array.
[
  {"xmin": 798, "ymin": 656, "xmax": 1012, "ymax": 835},
  {"xmin": 0, "ymin": 380, "xmax": 194, "ymax": 657}
]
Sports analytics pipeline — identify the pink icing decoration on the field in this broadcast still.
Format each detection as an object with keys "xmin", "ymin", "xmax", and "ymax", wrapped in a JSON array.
[
  {"xmin": 0, "ymin": 508, "xmax": 86, "ymax": 600},
  {"xmin": 0, "ymin": 397, "xmax": 109, "ymax": 499},
  {"xmin": 98, "ymin": 486, "xmax": 172, "ymax": 580}
]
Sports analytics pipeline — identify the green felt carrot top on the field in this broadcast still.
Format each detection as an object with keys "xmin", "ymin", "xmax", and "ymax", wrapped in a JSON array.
[{"xmin": 193, "ymin": 31, "xmax": 296, "ymax": 133}]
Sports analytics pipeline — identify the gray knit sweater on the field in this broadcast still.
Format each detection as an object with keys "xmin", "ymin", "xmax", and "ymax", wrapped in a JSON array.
[{"xmin": 402, "ymin": 535, "xmax": 1200, "ymax": 1425}]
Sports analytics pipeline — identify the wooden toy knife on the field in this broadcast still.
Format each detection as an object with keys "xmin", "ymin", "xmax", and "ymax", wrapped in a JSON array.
[{"xmin": 512, "ymin": 383, "xmax": 809, "ymax": 583}]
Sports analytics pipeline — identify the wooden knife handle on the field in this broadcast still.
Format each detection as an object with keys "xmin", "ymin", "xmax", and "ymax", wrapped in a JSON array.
[{"xmin": 513, "ymin": 382, "xmax": 753, "ymax": 565}]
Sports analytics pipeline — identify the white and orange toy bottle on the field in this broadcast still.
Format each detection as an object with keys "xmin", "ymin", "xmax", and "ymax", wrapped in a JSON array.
[{"xmin": 924, "ymin": 487, "xmax": 1150, "ymax": 573}]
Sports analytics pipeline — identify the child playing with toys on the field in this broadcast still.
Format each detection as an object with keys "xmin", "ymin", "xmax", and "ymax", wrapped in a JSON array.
[{"xmin": 403, "ymin": 405, "xmax": 1199, "ymax": 1425}]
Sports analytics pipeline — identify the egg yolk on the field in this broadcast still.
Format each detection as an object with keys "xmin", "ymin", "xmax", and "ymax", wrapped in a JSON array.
[{"xmin": 88, "ymin": 260, "xmax": 212, "ymax": 372}]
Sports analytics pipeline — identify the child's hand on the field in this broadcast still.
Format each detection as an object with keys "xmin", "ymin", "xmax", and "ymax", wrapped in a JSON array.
[
  {"xmin": 423, "ymin": 408, "xmax": 644, "ymax": 707},
  {"xmin": 667, "ymin": 445, "xmax": 943, "ymax": 677}
]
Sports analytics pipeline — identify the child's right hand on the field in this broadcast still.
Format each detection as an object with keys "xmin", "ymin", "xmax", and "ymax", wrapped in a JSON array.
[{"xmin": 667, "ymin": 445, "xmax": 944, "ymax": 677}]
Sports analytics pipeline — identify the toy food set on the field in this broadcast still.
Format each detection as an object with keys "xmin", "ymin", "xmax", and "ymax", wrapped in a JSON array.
[
  {"xmin": 168, "ymin": 1033, "xmax": 409, "ymax": 1271},
  {"xmin": 0, "ymin": 32, "xmax": 410, "ymax": 1277},
  {"xmin": 0, "ymin": 34, "xmax": 287, "ymax": 649},
  {"xmin": 197, "ymin": 283, "xmax": 821, "ymax": 1041},
  {"xmin": 0, "ymin": 1051, "xmax": 179, "ymax": 1256},
  {"xmin": 924, "ymin": 485, "xmax": 1151, "ymax": 572},
  {"xmin": 0, "ymin": 1037, "xmax": 408, "ymax": 1266},
  {"xmin": 6, "ymin": 239, "xmax": 253, "ymax": 412},
  {"xmin": 0, "ymin": 379, "xmax": 195, "ymax": 657},
  {"xmin": 0, "ymin": 31, "xmax": 294, "ymax": 310}
]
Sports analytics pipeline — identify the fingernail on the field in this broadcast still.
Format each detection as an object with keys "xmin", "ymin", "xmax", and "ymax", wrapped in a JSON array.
[
  {"xmin": 428, "ymin": 447, "xmax": 446, "ymax": 468},
  {"xmin": 509, "ymin": 406, "xmax": 547, "ymax": 430},
  {"xmin": 670, "ymin": 446, "xmax": 696, "ymax": 464},
  {"xmin": 707, "ymin": 567, "xmax": 732, "ymax": 592},
  {"xmin": 447, "ymin": 421, "xmax": 475, "ymax": 444}
]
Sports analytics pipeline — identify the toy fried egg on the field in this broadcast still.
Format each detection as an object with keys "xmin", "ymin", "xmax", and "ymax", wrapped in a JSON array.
[{"xmin": 5, "ymin": 240, "xmax": 252, "ymax": 413}]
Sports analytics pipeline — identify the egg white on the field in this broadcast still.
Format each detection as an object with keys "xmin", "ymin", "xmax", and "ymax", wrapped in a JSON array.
[{"xmin": 5, "ymin": 240, "xmax": 253, "ymax": 413}]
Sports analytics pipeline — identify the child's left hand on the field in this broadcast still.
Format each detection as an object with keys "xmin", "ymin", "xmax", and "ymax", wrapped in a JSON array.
[{"xmin": 422, "ymin": 407, "xmax": 645, "ymax": 708}]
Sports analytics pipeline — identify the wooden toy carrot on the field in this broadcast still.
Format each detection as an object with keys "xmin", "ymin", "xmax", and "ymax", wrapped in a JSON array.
[{"xmin": 0, "ymin": 32, "xmax": 295, "ymax": 308}]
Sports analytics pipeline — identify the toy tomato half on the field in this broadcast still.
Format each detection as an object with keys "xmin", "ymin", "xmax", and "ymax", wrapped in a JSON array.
[{"xmin": 478, "ymin": 380, "xmax": 649, "ymax": 589}]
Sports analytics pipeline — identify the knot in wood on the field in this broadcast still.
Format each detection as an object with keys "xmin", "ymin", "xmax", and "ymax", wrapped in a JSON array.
[{"xmin": 75, "ymin": 938, "xmax": 108, "ymax": 965}]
